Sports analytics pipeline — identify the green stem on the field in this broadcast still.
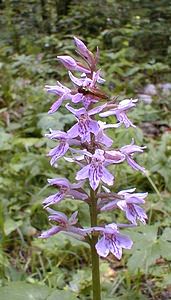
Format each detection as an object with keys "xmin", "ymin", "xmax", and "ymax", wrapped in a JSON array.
[
  {"xmin": 89, "ymin": 188, "xmax": 101, "ymax": 300},
  {"xmin": 145, "ymin": 171, "xmax": 162, "ymax": 201}
]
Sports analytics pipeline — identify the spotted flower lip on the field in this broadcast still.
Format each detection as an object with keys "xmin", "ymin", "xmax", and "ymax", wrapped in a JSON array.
[
  {"xmin": 47, "ymin": 140, "xmax": 69, "ymax": 165},
  {"xmin": 72, "ymin": 147, "xmax": 125, "ymax": 191},
  {"xmin": 57, "ymin": 55, "xmax": 91, "ymax": 74},
  {"xmin": 94, "ymin": 223, "xmax": 133, "ymax": 260},
  {"xmin": 43, "ymin": 178, "xmax": 88, "ymax": 208},
  {"xmin": 76, "ymin": 149, "xmax": 114, "ymax": 190},
  {"xmin": 66, "ymin": 104, "xmax": 107, "ymax": 142}
]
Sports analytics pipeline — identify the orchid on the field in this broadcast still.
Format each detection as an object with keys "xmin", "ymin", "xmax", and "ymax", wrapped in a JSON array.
[
  {"xmin": 45, "ymin": 81, "xmax": 71, "ymax": 113},
  {"xmin": 120, "ymin": 139, "xmax": 146, "ymax": 172},
  {"xmin": 76, "ymin": 149, "xmax": 114, "ymax": 190},
  {"xmin": 94, "ymin": 223, "xmax": 133, "ymax": 260},
  {"xmin": 45, "ymin": 130, "xmax": 80, "ymax": 165},
  {"xmin": 100, "ymin": 98, "xmax": 137, "ymax": 128},
  {"xmin": 39, "ymin": 209, "xmax": 87, "ymax": 238},
  {"xmin": 43, "ymin": 178, "xmax": 87, "ymax": 208},
  {"xmin": 40, "ymin": 37, "xmax": 147, "ymax": 300},
  {"xmin": 101, "ymin": 188, "xmax": 148, "ymax": 225},
  {"xmin": 66, "ymin": 104, "xmax": 106, "ymax": 142}
]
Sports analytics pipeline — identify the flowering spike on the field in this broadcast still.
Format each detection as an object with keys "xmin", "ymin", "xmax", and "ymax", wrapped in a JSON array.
[{"xmin": 42, "ymin": 37, "xmax": 148, "ymax": 299}]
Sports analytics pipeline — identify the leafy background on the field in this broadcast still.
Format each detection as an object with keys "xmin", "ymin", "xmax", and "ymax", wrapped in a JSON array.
[{"xmin": 0, "ymin": 0, "xmax": 171, "ymax": 299}]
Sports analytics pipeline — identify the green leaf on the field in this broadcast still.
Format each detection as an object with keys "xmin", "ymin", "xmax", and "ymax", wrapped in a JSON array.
[
  {"xmin": 0, "ymin": 130, "xmax": 12, "ymax": 151},
  {"xmin": 13, "ymin": 138, "xmax": 42, "ymax": 148},
  {"xmin": 160, "ymin": 228, "xmax": 171, "ymax": 241},
  {"xmin": 37, "ymin": 112, "xmax": 74, "ymax": 133},
  {"xmin": 127, "ymin": 249, "xmax": 147, "ymax": 273},
  {"xmin": 127, "ymin": 225, "xmax": 159, "ymax": 273},
  {"xmin": 4, "ymin": 218, "xmax": 22, "ymax": 236},
  {"xmin": 0, "ymin": 283, "xmax": 49, "ymax": 300},
  {"xmin": 0, "ymin": 283, "xmax": 77, "ymax": 300},
  {"xmin": 47, "ymin": 290, "xmax": 77, "ymax": 300},
  {"xmin": 158, "ymin": 240, "xmax": 171, "ymax": 260},
  {"xmin": 163, "ymin": 273, "xmax": 171, "ymax": 286},
  {"xmin": 124, "ymin": 66, "xmax": 140, "ymax": 76}
]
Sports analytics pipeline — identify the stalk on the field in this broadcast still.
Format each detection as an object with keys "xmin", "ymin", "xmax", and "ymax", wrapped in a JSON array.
[{"xmin": 89, "ymin": 188, "xmax": 101, "ymax": 300}]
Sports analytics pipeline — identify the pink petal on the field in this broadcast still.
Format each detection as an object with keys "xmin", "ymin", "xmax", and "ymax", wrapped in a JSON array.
[
  {"xmin": 70, "ymin": 190, "xmax": 88, "ymax": 201},
  {"xmin": 101, "ymin": 167, "xmax": 114, "ymax": 186},
  {"xmin": 43, "ymin": 192, "xmax": 64, "ymax": 207},
  {"xmin": 39, "ymin": 226, "xmax": 61, "ymax": 238},
  {"xmin": 89, "ymin": 166, "xmax": 102, "ymax": 190},
  {"xmin": 72, "ymin": 93, "xmax": 83, "ymax": 103},
  {"xmin": 76, "ymin": 165, "xmax": 90, "ymax": 181},
  {"xmin": 89, "ymin": 119, "xmax": 100, "ymax": 135},
  {"xmin": 95, "ymin": 236, "xmax": 110, "ymax": 257},
  {"xmin": 126, "ymin": 156, "xmax": 145, "ymax": 173},
  {"xmin": 67, "ymin": 123, "xmax": 79, "ymax": 138},
  {"xmin": 48, "ymin": 178, "xmax": 70, "ymax": 187},
  {"xmin": 116, "ymin": 233, "xmax": 133, "ymax": 250},
  {"xmin": 49, "ymin": 143, "xmax": 69, "ymax": 165},
  {"xmin": 48, "ymin": 97, "xmax": 64, "ymax": 114}
]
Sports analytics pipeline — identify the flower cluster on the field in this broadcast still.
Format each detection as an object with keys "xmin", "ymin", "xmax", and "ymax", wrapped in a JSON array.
[{"xmin": 40, "ymin": 37, "xmax": 147, "ymax": 260}]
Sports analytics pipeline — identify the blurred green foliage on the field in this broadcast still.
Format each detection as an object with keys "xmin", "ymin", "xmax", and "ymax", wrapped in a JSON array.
[{"xmin": 0, "ymin": 0, "xmax": 171, "ymax": 299}]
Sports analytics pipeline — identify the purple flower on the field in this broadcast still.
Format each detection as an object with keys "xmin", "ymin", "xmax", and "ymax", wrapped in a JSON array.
[
  {"xmin": 68, "ymin": 71, "xmax": 91, "ymax": 87},
  {"xmin": 95, "ymin": 121, "xmax": 114, "ymax": 147},
  {"xmin": 69, "ymin": 70, "xmax": 105, "ymax": 88},
  {"xmin": 100, "ymin": 99, "xmax": 137, "ymax": 128},
  {"xmin": 74, "ymin": 93, "xmax": 99, "ymax": 109},
  {"xmin": 79, "ymin": 121, "xmax": 119, "ymax": 147},
  {"xmin": 45, "ymin": 81, "xmax": 71, "ymax": 113},
  {"xmin": 104, "ymin": 150, "xmax": 125, "ymax": 165},
  {"xmin": 69, "ymin": 71, "xmax": 106, "ymax": 108},
  {"xmin": 117, "ymin": 189, "xmax": 148, "ymax": 225},
  {"xmin": 73, "ymin": 147, "xmax": 125, "ymax": 190},
  {"xmin": 66, "ymin": 104, "xmax": 107, "ymax": 142},
  {"xmin": 76, "ymin": 149, "xmax": 114, "ymax": 190},
  {"xmin": 45, "ymin": 130, "xmax": 80, "ymax": 165},
  {"xmin": 43, "ymin": 178, "xmax": 88, "ymax": 208},
  {"xmin": 57, "ymin": 55, "xmax": 91, "ymax": 74},
  {"xmin": 101, "ymin": 188, "xmax": 148, "ymax": 225},
  {"xmin": 39, "ymin": 209, "xmax": 87, "ymax": 238},
  {"xmin": 94, "ymin": 223, "xmax": 133, "ymax": 259},
  {"xmin": 120, "ymin": 139, "xmax": 146, "ymax": 172}
]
